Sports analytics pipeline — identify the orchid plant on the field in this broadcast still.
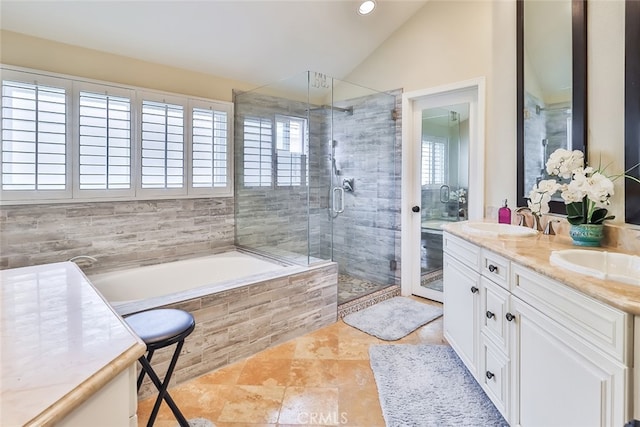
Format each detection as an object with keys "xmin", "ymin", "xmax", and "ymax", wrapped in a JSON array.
[{"xmin": 528, "ymin": 148, "xmax": 640, "ymax": 225}]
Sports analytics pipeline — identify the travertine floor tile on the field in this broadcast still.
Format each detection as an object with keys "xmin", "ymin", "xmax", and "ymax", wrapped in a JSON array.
[
  {"xmin": 277, "ymin": 387, "xmax": 340, "ymax": 425},
  {"xmin": 137, "ymin": 296, "xmax": 445, "ymax": 427}
]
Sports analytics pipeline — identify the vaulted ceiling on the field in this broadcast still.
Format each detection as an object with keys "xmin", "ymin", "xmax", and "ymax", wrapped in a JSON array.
[{"xmin": 1, "ymin": 1, "xmax": 428, "ymax": 86}]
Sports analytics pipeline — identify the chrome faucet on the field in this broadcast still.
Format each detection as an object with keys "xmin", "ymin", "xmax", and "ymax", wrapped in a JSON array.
[
  {"xmin": 515, "ymin": 207, "xmax": 531, "ymax": 227},
  {"xmin": 515, "ymin": 207, "xmax": 543, "ymax": 232},
  {"xmin": 68, "ymin": 255, "xmax": 98, "ymax": 265}
]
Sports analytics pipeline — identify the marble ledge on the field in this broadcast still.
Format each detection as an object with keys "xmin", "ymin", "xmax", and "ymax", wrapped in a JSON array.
[
  {"xmin": 0, "ymin": 262, "xmax": 146, "ymax": 427},
  {"xmin": 443, "ymin": 221, "xmax": 640, "ymax": 316}
]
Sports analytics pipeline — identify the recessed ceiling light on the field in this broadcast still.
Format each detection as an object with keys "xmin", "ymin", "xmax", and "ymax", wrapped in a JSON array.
[{"xmin": 358, "ymin": 0, "xmax": 376, "ymax": 15}]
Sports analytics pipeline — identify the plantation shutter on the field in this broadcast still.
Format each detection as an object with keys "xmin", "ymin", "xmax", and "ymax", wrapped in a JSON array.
[
  {"xmin": 140, "ymin": 99, "xmax": 185, "ymax": 190},
  {"xmin": 192, "ymin": 107, "xmax": 228, "ymax": 189},
  {"xmin": 78, "ymin": 90, "xmax": 132, "ymax": 191},
  {"xmin": 243, "ymin": 117, "xmax": 272, "ymax": 187},
  {"xmin": 1, "ymin": 79, "xmax": 68, "ymax": 193}
]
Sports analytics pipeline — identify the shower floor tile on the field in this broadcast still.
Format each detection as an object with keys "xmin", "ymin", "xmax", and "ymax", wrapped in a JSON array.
[
  {"xmin": 137, "ymin": 296, "xmax": 445, "ymax": 427},
  {"xmin": 337, "ymin": 274, "xmax": 392, "ymax": 305}
]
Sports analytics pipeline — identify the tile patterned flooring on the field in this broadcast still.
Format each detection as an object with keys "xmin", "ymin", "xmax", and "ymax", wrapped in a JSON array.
[{"xmin": 137, "ymin": 297, "xmax": 445, "ymax": 427}]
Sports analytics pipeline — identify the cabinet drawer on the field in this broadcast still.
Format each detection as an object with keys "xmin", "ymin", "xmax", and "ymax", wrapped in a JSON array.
[
  {"xmin": 480, "ymin": 335, "xmax": 509, "ymax": 419},
  {"xmin": 481, "ymin": 250, "xmax": 510, "ymax": 289},
  {"xmin": 481, "ymin": 277, "xmax": 510, "ymax": 353},
  {"xmin": 443, "ymin": 232, "xmax": 481, "ymax": 272},
  {"xmin": 511, "ymin": 263, "xmax": 631, "ymax": 364}
]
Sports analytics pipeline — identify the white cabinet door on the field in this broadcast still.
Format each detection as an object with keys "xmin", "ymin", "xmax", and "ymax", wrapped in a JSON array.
[
  {"xmin": 443, "ymin": 252, "xmax": 480, "ymax": 378},
  {"xmin": 511, "ymin": 298, "xmax": 628, "ymax": 427}
]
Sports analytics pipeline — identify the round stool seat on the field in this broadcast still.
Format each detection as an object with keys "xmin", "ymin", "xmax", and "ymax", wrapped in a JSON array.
[{"xmin": 126, "ymin": 308, "xmax": 195, "ymax": 350}]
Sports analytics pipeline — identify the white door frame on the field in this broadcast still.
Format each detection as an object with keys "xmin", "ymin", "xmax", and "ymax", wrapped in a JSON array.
[{"xmin": 400, "ymin": 78, "xmax": 486, "ymax": 298}]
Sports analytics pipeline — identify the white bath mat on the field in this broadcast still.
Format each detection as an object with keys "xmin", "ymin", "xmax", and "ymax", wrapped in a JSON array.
[
  {"xmin": 342, "ymin": 296, "xmax": 442, "ymax": 340},
  {"xmin": 369, "ymin": 344, "xmax": 508, "ymax": 426}
]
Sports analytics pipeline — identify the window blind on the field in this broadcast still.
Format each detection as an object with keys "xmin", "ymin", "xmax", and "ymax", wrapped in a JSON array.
[
  {"xmin": 421, "ymin": 137, "xmax": 446, "ymax": 186},
  {"xmin": 141, "ymin": 100, "xmax": 184, "ymax": 189},
  {"xmin": 243, "ymin": 117, "xmax": 272, "ymax": 187},
  {"xmin": 1, "ymin": 80, "xmax": 67, "ymax": 190},
  {"xmin": 79, "ymin": 91, "xmax": 131, "ymax": 190},
  {"xmin": 192, "ymin": 107, "xmax": 228, "ymax": 188}
]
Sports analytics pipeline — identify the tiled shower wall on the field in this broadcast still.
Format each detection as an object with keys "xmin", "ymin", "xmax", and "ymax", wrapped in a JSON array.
[
  {"xmin": 524, "ymin": 91, "xmax": 571, "ymax": 194},
  {"xmin": 233, "ymin": 87, "xmax": 402, "ymax": 286},
  {"xmin": 0, "ymin": 198, "xmax": 235, "ymax": 272},
  {"xmin": 324, "ymin": 91, "xmax": 401, "ymax": 285}
]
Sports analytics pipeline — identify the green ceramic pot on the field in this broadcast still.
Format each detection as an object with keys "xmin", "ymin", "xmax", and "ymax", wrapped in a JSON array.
[{"xmin": 569, "ymin": 224, "xmax": 604, "ymax": 247}]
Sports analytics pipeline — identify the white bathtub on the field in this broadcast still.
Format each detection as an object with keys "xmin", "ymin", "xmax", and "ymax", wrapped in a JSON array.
[{"xmin": 89, "ymin": 250, "xmax": 296, "ymax": 308}]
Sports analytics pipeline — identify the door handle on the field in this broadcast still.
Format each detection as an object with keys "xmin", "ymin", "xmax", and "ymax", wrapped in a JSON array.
[
  {"xmin": 412, "ymin": 206, "xmax": 420, "ymax": 213},
  {"xmin": 333, "ymin": 187, "xmax": 345, "ymax": 213}
]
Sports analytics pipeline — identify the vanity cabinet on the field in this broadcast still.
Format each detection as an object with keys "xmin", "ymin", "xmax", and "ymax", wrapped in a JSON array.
[
  {"xmin": 443, "ymin": 232, "xmax": 632, "ymax": 426},
  {"xmin": 443, "ymin": 235, "xmax": 482, "ymax": 377}
]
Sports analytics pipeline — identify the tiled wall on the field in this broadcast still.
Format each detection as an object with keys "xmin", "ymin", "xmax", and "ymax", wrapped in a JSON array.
[
  {"xmin": 137, "ymin": 262, "xmax": 338, "ymax": 399},
  {"xmin": 0, "ymin": 198, "xmax": 235, "ymax": 272},
  {"xmin": 524, "ymin": 91, "xmax": 571, "ymax": 195}
]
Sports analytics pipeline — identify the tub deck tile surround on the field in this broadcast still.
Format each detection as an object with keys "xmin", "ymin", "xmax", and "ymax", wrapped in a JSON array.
[
  {"xmin": 133, "ymin": 262, "xmax": 339, "ymax": 400},
  {"xmin": 0, "ymin": 197, "xmax": 235, "ymax": 272},
  {"xmin": 0, "ymin": 262, "xmax": 146, "ymax": 426}
]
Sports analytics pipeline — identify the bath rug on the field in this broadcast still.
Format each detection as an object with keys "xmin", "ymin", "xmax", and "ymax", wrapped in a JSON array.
[
  {"xmin": 369, "ymin": 344, "xmax": 508, "ymax": 427},
  {"xmin": 342, "ymin": 296, "xmax": 442, "ymax": 340}
]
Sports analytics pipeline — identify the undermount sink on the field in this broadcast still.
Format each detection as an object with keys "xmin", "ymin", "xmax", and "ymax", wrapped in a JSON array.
[
  {"xmin": 462, "ymin": 222, "xmax": 539, "ymax": 237},
  {"xmin": 549, "ymin": 249, "xmax": 640, "ymax": 286}
]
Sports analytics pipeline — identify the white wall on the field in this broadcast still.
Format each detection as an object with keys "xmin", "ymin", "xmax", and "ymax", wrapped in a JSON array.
[{"xmin": 346, "ymin": 0, "xmax": 629, "ymax": 223}]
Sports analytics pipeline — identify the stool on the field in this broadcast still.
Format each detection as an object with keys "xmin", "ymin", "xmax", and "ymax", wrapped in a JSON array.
[{"xmin": 125, "ymin": 308, "xmax": 195, "ymax": 427}]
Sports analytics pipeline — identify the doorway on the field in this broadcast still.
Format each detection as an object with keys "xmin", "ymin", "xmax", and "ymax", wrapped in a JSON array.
[{"xmin": 400, "ymin": 79, "xmax": 486, "ymax": 301}]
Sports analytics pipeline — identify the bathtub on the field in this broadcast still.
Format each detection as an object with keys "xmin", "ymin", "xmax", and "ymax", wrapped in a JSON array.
[
  {"xmin": 88, "ymin": 250, "xmax": 308, "ymax": 316},
  {"xmin": 87, "ymin": 250, "xmax": 338, "ymax": 400}
]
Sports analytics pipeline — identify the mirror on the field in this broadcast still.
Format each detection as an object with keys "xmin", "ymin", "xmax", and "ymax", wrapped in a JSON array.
[
  {"xmin": 517, "ymin": 0, "xmax": 587, "ymax": 212},
  {"xmin": 625, "ymin": 1, "xmax": 640, "ymax": 225}
]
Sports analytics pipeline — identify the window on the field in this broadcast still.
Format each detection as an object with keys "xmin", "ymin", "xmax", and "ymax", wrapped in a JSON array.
[
  {"xmin": 1, "ymin": 78, "xmax": 69, "ymax": 195},
  {"xmin": 275, "ymin": 115, "xmax": 306, "ymax": 187},
  {"xmin": 191, "ymin": 104, "xmax": 229, "ymax": 189},
  {"xmin": 0, "ymin": 67, "xmax": 233, "ymax": 204},
  {"xmin": 78, "ymin": 88, "xmax": 132, "ymax": 192},
  {"xmin": 243, "ymin": 117, "xmax": 272, "ymax": 187},
  {"xmin": 421, "ymin": 136, "xmax": 447, "ymax": 186}
]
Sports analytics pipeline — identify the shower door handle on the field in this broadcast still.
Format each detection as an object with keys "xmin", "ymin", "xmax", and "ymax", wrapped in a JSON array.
[
  {"xmin": 440, "ymin": 185, "xmax": 450, "ymax": 203},
  {"xmin": 333, "ymin": 187, "xmax": 345, "ymax": 214}
]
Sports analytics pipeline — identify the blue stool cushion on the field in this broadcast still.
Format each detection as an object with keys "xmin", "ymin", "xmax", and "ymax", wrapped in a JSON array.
[{"xmin": 125, "ymin": 308, "xmax": 195, "ymax": 346}]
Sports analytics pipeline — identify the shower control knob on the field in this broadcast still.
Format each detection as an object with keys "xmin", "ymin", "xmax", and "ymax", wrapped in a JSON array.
[{"xmin": 412, "ymin": 206, "xmax": 420, "ymax": 213}]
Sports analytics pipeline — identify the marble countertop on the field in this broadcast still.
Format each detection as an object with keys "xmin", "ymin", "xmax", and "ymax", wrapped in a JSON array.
[
  {"xmin": 443, "ymin": 221, "xmax": 640, "ymax": 316},
  {"xmin": 0, "ymin": 262, "xmax": 146, "ymax": 427}
]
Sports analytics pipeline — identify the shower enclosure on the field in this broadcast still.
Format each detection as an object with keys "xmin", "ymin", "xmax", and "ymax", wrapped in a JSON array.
[{"xmin": 233, "ymin": 71, "xmax": 399, "ymax": 305}]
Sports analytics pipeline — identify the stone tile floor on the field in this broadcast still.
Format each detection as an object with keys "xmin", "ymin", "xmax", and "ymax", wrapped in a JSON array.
[{"xmin": 137, "ymin": 297, "xmax": 445, "ymax": 427}]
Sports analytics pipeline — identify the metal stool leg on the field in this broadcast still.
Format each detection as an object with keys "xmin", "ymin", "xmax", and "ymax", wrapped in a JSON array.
[
  {"xmin": 139, "ymin": 340, "xmax": 189, "ymax": 427},
  {"xmin": 137, "ymin": 349, "xmax": 155, "ymax": 391}
]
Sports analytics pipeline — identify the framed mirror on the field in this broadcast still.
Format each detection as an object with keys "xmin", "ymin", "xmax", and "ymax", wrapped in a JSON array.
[
  {"xmin": 517, "ymin": 0, "xmax": 587, "ymax": 213},
  {"xmin": 625, "ymin": 0, "xmax": 640, "ymax": 225}
]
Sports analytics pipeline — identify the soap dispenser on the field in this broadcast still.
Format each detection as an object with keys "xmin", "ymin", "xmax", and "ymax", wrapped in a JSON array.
[{"xmin": 498, "ymin": 199, "xmax": 511, "ymax": 224}]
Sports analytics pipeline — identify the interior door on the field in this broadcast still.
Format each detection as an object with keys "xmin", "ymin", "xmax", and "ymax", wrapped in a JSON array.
[{"xmin": 412, "ymin": 103, "xmax": 469, "ymax": 301}]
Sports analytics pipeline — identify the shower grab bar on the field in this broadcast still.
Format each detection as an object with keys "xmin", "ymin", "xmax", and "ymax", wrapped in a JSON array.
[
  {"xmin": 440, "ymin": 185, "xmax": 450, "ymax": 203},
  {"xmin": 333, "ymin": 186, "xmax": 345, "ymax": 214}
]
